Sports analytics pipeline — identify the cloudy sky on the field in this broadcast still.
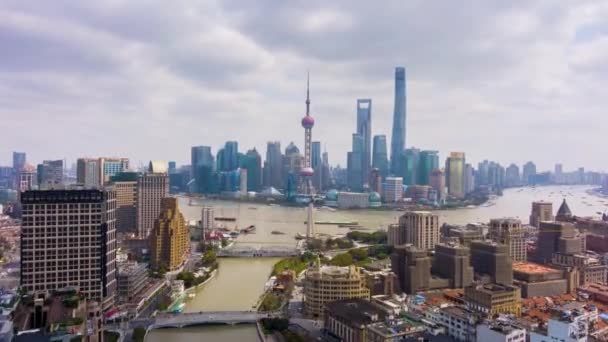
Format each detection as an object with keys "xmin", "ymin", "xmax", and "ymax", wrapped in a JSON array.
[{"xmin": 1, "ymin": 0, "xmax": 607, "ymax": 171}]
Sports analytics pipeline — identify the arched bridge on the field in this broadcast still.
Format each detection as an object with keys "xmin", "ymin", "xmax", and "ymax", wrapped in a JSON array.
[{"xmin": 151, "ymin": 311, "xmax": 279, "ymax": 329}]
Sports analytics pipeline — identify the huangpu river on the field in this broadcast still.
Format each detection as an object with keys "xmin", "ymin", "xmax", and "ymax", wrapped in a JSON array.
[{"xmin": 146, "ymin": 185, "xmax": 605, "ymax": 341}]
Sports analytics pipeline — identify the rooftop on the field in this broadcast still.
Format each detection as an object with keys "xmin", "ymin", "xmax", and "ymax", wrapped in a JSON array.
[
  {"xmin": 368, "ymin": 318, "xmax": 423, "ymax": 337},
  {"xmin": 513, "ymin": 262, "xmax": 561, "ymax": 275},
  {"xmin": 441, "ymin": 306, "xmax": 472, "ymax": 320},
  {"xmin": 307, "ymin": 265, "xmax": 360, "ymax": 278},
  {"xmin": 556, "ymin": 199, "xmax": 572, "ymax": 217},
  {"xmin": 469, "ymin": 283, "xmax": 519, "ymax": 295},
  {"xmin": 117, "ymin": 261, "xmax": 147, "ymax": 276},
  {"xmin": 481, "ymin": 322, "xmax": 525, "ymax": 335},
  {"xmin": 325, "ymin": 299, "xmax": 385, "ymax": 326}
]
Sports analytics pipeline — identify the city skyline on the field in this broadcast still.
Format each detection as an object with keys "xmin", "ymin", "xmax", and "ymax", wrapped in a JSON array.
[{"xmin": 2, "ymin": 1, "xmax": 608, "ymax": 171}]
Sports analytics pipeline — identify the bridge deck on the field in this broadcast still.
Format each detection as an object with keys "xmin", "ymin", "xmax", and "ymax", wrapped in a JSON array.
[{"xmin": 153, "ymin": 311, "xmax": 273, "ymax": 328}]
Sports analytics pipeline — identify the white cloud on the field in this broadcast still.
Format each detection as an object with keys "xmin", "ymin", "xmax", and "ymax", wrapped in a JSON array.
[{"xmin": 0, "ymin": 0, "xmax": 607, "ymax": 172}]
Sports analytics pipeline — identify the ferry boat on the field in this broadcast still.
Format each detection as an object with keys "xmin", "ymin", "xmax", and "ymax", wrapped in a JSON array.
[
  {"xmin": 229, "ymin": 231, "xmax": 240, "ymax": 237},
  {"xmin": 295, "ymin": 233, "xmax": 306, "ymax": 240},
  {"xmin": 171, "ymin": 303, "xmax": 185, "ymax": 313},
  {"xmin": 240, "ymin": 225, "xmax": 256, "ymax": 234},
  {"xmin": 216, "ymin": 217, "xmax": 237, "ymax": 222}
]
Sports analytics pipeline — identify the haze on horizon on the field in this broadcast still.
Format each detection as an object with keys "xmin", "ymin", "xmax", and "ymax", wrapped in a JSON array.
[{"xmin": 1, "ymin": 1, "xmax": 607, "ymax": 171}]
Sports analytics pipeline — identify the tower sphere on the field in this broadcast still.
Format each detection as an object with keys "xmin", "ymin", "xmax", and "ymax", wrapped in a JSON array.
[
  {"xmin": 301, "ymin": 116, "xmax": 315, "ymax": 128},
  {"xmin": 300, "ymin": 167, "xmax": 314, "ymax": 177}
]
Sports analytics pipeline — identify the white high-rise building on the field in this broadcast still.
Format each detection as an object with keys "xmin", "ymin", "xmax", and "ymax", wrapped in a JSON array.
[
  {"xmin": 239, "ymin": 168, "xmax": 248, "ymax": 196},
  {"xmin": 384, "ymin": 177, "xmax": 403, "ymax": 203},
  {"xmin": 201, "ymin": 206, "xmax": 214, "ymax": 233},
  {"xmin": 398, "ymin": 211, "xmax": 440, "ymax": 250}
]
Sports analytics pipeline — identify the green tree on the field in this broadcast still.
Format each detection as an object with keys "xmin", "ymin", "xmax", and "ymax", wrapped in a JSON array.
[
  {"xmin": 336, "ymin": 238, "xmax": 354, "ymax": 249},
  {"xmin": 349, "ymin": 248, "xmax": 368, "ymax": 262},
  {"xmin": 301, "ymin": 251, "xmax": 315, "ymax": 262},
  {"xmin": 176, "ymin": 271, "xmax": 196, "ymax": 288},
  {"xmin": 329, "ymin": 253, "xmax": 353, "ymax": 266},
  {"xmin": 201, "ymin": 250, "xmax": 217, "ymax": 265},
  {"xmin": 260, "ymin": 293, "xmax": 282, "ymax": 311}
]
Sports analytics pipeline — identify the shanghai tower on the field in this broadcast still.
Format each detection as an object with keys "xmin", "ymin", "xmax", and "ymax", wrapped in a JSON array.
[{"xmin": 390, "ymin": 67, "xmax": 406, "ymax": 175}]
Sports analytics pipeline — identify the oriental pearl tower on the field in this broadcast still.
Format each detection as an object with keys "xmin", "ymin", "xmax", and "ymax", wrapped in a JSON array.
[{"xmin": 300, "ymin": 73, "xmax": 315, "ymax": 239}]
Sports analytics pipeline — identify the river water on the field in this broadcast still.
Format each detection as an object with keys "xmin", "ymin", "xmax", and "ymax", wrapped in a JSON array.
[{"xmin": 146, "ymin": 185, "xmax": 605, "ymax": 341}]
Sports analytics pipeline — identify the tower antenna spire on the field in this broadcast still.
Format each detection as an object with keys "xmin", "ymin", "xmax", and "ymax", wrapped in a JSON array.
[{"xmin": 306, "ymin": 71, "xmax": 310, "ymax": 116}]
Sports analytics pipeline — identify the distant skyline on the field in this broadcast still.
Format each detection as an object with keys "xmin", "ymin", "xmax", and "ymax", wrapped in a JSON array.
[{"xmin": 1, "ymin": 1, "xmax": 607, "ymax": 171}]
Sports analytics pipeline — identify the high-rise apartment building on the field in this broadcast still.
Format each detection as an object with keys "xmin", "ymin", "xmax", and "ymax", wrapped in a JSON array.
[
  {"xmin": 220, "ymin": 141, "xmax": 239, "ymax": 171},
  {"xmin": 418, "ymin": 150, "xmax": 439, "ymax": 185},
  {"xmin": 201, "ymin": 206, "xmax": 214, "ymax": 235},
  {"xmin": 433, "ymin": 244, "xmax": 474, "ymax": 289},
  {"xmin": 20, "ymin": 189, "xmax": 117, "ymax": 309},
  {"xmin": 77, "ymin": 158, "xmax": 102, "ymax": 188},
  {"xmin": 102, "ymin": 158, "xmax": 129, "ymax": 182},
  {"xmin": 12, "ymin": 151, "xmax": 26, "ymax": 170},
  {"xmin": 264, "ymin": 141, "xmax": 283, "ymax": 189},
  {"xmin": 470, "ymin": 241, "xmax": 514, "ymax": 285},
  {"xmin": 489, "ymin": 218, "xmax": 527, "ymax": 262},
  {"xmin": 37, "ymin": 160, "xmax": 64, "ymax": 190},
  {"xmin": 239, "ymin": 168, "xmax": 248, "ymax": 195},
  {"xmin": 529, "ymin": 201, "xmax": 553, "ymax": 228},
  {"xmin": 522, "ymin": 161, "xmax": 537, "ymax": 185},
  {"xmin": 429, "ymin": 169, "xmax": 446, "ymax": 203},
  {"xmin": 390, "ymin": 67, "xmax": 406, "ymax": 175},
  {"xmin": 282, "ymin": 142, "xmax": 303, "ymax": 190},
  {"xmin": 16, "ymin": 164, "xmax": 36, "ymax": 192},
  {"xmin": 356, "ymin": 99, "xmax": 372, "ymax": 187},
  {"xmin": 554, "ymin": 163, "xmax": 563, "ymax": 183},
  {"xmin": 402, "ymin": 148, "xmax": 419, "ymax": 185},
  {"xmin": 390, "ymin": 245, "xmax": 434, "ymax": 294},
  {"xmin": 136, "ymin": 162, "xmax": 169, "ymax": 238},
  {"xmin": 168, "ymin": 161, "xmax": 176, "ymax": 174},
  {"xmin": 110, "ymin": 172, "xmax": 138, "ymax": 233},
  {"xmin": 396, "ymin": 211, "xmax": 440, "ymax": 250},
  {"xmin": 372, "ymin": 135, "xmax": 389, "ymax": 179},
  {"xmin": 445, "ymin": 152, "xmax": 465, "ymax": 199},
  {"xmin": 149, "ymin": 198, "xmax": 188, "ymax": 272},
  {"xmin": 311, "ymin": 141, "xmax": 321, "ymax": 169},
  {"xmin": 536, "ymin": 221, "xmax": 583, "ymax": 264},
  {"xmin": 347, "ymin": 133, "xmax": 364, "ymax": 191},
  {"xmin": 505, "ymin": 164, "xmax": 521, "ymax": 187},
  {"xmin": 311, "ymin": 142, "xmax": 324, "ymax": 191},
  {"xmin": 242, "ymin": 149, "xmax": 262, "ymax": 192},
  {"xmin": 77, "ymin": 157, "xmax": 129, "ymax": 188},
  {"xmin": 191, "ymin": 146, "xmax": 215, "ymax": 194},
  {"xmin": 464, "ymin": 163, "xmax": 475, "ymax": 195},
  {"xmin": 303, "ymin": 263, "xmax": 370, "ymax": 319},
  {"xmin": 384, "ymin": 177, "xmax": 403, "ymax": 203},
  {"xmin": 191, "ymin": 145, "xmax": 214, "ymax": 176}
]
